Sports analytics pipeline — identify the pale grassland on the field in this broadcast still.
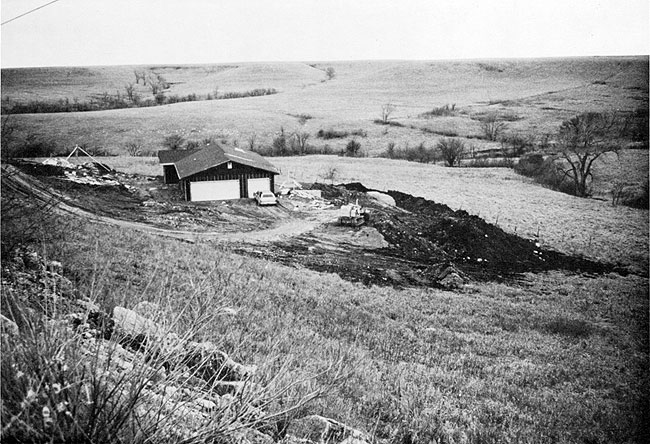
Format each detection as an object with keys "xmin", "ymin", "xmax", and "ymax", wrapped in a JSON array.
[
  {"xmin": 49, "ymin": 220, "xmax": 648, "ymax": 443},
  {"xmin": 3, "ymin": 57, "xmax": 647, "ymax": 156}
]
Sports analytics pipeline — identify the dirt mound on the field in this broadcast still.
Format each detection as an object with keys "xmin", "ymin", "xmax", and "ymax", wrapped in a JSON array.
[
  {"xmin": 381, "ymin": 190, "xmax": 621, "ymax": 281},
  {"xmin": 235, "ymin": 183, "xmax": 624, "ymax": 289}
]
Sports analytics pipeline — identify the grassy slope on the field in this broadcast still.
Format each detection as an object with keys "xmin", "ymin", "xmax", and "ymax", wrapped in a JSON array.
[
  {"xmin": 53, "ymin": 217, "xmax": 648, "ymax": 443},
  {"xmin": 3, "ymin": 57, "xmax": 647, "ymax": 156},
  {"xmin": 4, "ymin": 58, "xmax": 649, "ymax": 441}
]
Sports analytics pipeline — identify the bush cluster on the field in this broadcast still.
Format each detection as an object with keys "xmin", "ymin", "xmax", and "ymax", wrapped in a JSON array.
[
  {"xmin": 382, "ymin": 141, "xmax": 438, "ymax": 164},
  {"xmin": 316, "ymin": 128, "xmax": 366, "ymax": 140},
  {"xmin": 419, "ymin": 104, "xmax": 457, "ymax": 118},
  {"xmin": 514, "ymin": 154, "xmax": 574, "ymax": 194},
  {"xmin": 2, "ymin": 88, "xmax": 278, "ymax": 115}
]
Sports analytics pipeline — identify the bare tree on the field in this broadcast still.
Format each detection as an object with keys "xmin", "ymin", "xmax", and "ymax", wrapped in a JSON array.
[
  {"xmin": 320, "ymin": 166, "xmax": 339, "ymax": 184},
  {"xmin": 247, "ymin": 133, "xmax": 257, "ymax": 151},
  {"xmin": 133, "ymin": 70, "xmax": 146, "ymax": 85},
  {"xmin": 125, "ymin": 141, "xmax": 142, "ymax": 156},
  {"xmin": 436, "ymin": 138, "xmax": 465, "ymax": 167},
  {"xmin": 556, "ymin": 112, "xmax": 622, "ymax": 197},
  {"xmin": 325, "ymin": 67, "xmax": 336, "ymax": 80},
  {"xmin": 480, "ymin": 114, "xmax": 507, "ymax": 141},
  {"xmin": 124, "ymin": 83, "xmax": 140, "ymax": 104},
  {"xmin": 292, "ymin": 131, "xmax": 310, "ymax": 155},
  {"xmin": 380, "ymin": 103, "xmax": 396, "ymax": 123}
]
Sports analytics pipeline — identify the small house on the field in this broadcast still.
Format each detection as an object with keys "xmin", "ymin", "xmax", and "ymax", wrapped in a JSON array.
[{"xmin": 157, "ymin": 146, "xmax": 280, "ymax": 202}]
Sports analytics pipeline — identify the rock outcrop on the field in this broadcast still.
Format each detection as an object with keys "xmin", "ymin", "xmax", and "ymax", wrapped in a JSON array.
[{"xmin": 1, "ymin": 248, "xmax": 371, "ymax": 444}]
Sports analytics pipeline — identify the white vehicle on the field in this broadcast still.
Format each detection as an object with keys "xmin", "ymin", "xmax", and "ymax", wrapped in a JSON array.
[{"xmin": 254, "ymin": 190, "xmax": 278, "ymax": 206}]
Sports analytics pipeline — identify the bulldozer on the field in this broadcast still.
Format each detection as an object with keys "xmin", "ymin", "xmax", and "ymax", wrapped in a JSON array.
[{"xmin": 338, "ymin": 201, "xmax": 368, "ymax": 227}]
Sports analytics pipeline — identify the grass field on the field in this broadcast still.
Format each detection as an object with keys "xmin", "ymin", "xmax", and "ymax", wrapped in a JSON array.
[
  {"xmin": 2, "ymin": 57, "xmax": 649, "ymax": 442},
  {"xmin": 35, "ymin": 211, "xmax": 647, "ymax": 443},
  {"xmin": 2, "ymin": 57, "xmax": 647, "ymax": 157}
]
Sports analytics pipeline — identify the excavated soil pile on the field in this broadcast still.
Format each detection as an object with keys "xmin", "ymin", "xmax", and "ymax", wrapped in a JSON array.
[
  {"xmin": 299, "ymin": 183, "xmax": 622, "ymax": 287},
  {"xmin": 380, "ymin": 189, "xmax": 619, "ymax": 281}
]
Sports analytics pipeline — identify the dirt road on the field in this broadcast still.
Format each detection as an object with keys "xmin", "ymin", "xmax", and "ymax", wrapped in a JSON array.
[{"xmin": 2, "ymin": 164, "xmax": 335, "ymax": 244}]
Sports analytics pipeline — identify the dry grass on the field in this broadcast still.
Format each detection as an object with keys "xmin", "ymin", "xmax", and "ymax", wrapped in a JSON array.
[
  {"xmin": 3, "ymin": 57, "xmax": 647, "ymax": 157},
  {"xmin": 3, "ymin": 57, "xmax": 648, "ymax": 441},
  {"xmin": 40, "ymin": 220, "xmax": 649, "ymax": 444},
  {"xmin": 3, "ymin": 152, "xmax": 648, "ymax": 442}
]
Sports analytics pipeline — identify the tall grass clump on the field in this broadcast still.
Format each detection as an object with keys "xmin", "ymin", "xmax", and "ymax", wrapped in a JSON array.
[{"xmin": 1, "ymin": 273, "xmax": 340, "ymax": 443}]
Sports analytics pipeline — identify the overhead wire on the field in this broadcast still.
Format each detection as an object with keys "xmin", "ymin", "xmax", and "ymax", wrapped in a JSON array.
[{"xmin": 1, "ymin": 0, "xmax": 62, "ymax": 26}]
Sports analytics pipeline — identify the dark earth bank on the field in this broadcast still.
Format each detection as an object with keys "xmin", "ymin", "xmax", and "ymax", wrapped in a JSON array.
[{"xmin": 236, "ymin": 183, "xmax": 627, "ymax": 290}]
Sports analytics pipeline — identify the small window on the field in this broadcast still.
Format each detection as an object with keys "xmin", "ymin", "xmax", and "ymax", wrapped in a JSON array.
[{"xmin": 227, "ymin": 162, "xmax": 232, "ymax": 169}]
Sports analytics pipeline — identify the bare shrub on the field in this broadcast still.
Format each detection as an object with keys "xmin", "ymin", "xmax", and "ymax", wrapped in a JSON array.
[
  {"xmin": 514, "ymin": 154, "xmax": 573, "ymax": 194},
  {"xmin": 319, "ymin": 166, "xmax": 339, "ymax": 184},
  {"xmin": 163, "ymin": 134, "xmax": 185, "ymax": 150},
  {"xmin": 272, "ymin": 127, "xmax": 289, "ymax": 155},
  {"xmin": 380, "ymin": 103, "xmax": 396, "ymax": 124},
  {"xmin": 480, "ymin": 114, "xmax": 507, "ymax": 141},
  {"xmin": 133, "ymin": 70, "xmax": 146, "ymax": 84},
  {"xmin": 325, "ymin": 67, "xmax": 336, "ymax": 80},
  {"xmin": 344, "ymin": 140, "xmax": 362, "ymax": 157},
  {"xmin": 436, "ymin": 138, "xmax": 465, "ymax": 167},
  {"xmin": 124, "ymin": 83, "xmax": 139, "ymax": 104},
  {"xmin": 612, "ymin": 180, "xmax": 649, "ymax": 209},
  {"xmin": 185, "ymin": 140, "xmax": 201, "ymax": 150},
  {"xmin": 125, "ymin": 141, "xmax": 142, "ymax": 156},
  {"xmin": 291, "ymin": 131, "xmax": 310, "ymax": 155}
]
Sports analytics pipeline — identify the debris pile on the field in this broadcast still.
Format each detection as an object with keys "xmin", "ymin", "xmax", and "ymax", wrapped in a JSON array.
[{"xmin": 40, "ymin": 158, "xmax": 121, "ymax": 186}]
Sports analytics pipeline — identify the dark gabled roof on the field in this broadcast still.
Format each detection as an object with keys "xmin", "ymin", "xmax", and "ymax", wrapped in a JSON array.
[
  {"xmin": 157, "ymin": 149, "xmax": 201, "ymax": 165},
  {"xmin": 158, "ymin": 146, "xmax": 280, "ymax": 179}
]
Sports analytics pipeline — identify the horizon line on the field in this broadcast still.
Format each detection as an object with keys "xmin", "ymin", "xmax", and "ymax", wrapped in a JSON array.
[{"xmin": 2, "ymin": 54, "xmax": 648, "ymax": 70}]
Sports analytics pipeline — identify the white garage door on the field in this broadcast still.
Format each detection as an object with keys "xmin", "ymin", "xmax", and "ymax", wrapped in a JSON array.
[
  {"xmin": 247, "ymin": 177, "xmax": 271, "ymax": 197},
  {"xmin": 190, "ymin": 180, "xmax": 240, "ymax": 201}
]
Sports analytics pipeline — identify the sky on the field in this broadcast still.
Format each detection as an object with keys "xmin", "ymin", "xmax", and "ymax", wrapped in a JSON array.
[{"xmin": 1, "ymin": 0, "xmax": 648, "ymax": 68}]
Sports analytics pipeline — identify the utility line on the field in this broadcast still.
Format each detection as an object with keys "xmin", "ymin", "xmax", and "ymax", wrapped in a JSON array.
[{"xmin": 1, "ymin": 0, "xmax": 62, "ymax": 26}]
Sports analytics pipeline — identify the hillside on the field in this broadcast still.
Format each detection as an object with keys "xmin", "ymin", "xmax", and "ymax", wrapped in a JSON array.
[
  {"xmin": 2, "ymin": 57, "xmax": 647, "ymax": 156},
  {"xmin": 1, "ymin": 56, "xmax": 649, "ymax": 443},
  {"xmin": 1, "ymin": 156, "xmax": 648, "ymax": 443}
]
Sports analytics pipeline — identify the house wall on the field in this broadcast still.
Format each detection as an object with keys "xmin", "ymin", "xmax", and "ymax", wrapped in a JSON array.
[{"xmin": 181, "ymin": 162, "xmax": 276, "ymax": 201}]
